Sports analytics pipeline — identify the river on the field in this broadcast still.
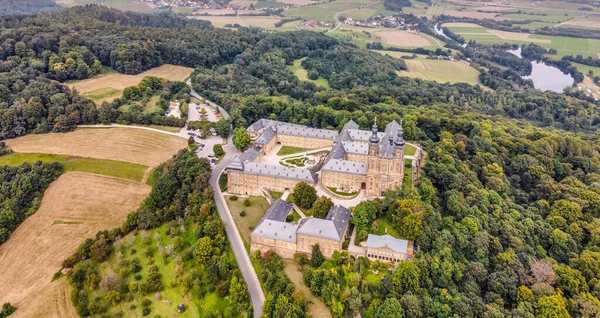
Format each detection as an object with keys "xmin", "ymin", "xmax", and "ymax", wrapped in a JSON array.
[{"xmin": 507, "ymin": 47, "xmax": 574, "ymax": 93}]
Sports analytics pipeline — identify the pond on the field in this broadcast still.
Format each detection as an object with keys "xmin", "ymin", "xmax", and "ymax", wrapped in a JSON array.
[{"xmin": 507, "ymin": 47, "xmax": 574, "ymax": 93}]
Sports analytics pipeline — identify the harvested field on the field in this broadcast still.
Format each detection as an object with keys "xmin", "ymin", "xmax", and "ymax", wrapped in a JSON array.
[
  {"xmin": 472, "ymin": 6, "xmax": 512, "ymax": 11},
  {"xmin": 195, "ymin": 8, "xmax": 263, "ymax": 15},
  {"xmin": 277, "ymin": 0, "xmax": 320, "ymax": 4},
  {"xmin": 487, "ymin": 29, "xmax": 551, "ymax": 43},
  {"xmin": 191, "ymin": 15, "xmax": 281, "ymax": 27},
  {"xmin": 561, "ymin": 20, "xmax": 600, "ymax": 28},
  {"xmin": 443, "ymin": 22, "xmax": 482, "ymax": 28},
  {"xmin": 4, "ymin": 128, "xmax": 187, "ymax": 168},
  {"xmin": 374, "ymin": 30, "xmax": 431, "ymax": 47},
  {"xmin": 69, "ymin": 64, "xmax": 193, "ymax": 104},
  {"xmin": 0, "ymin": 172, "xmax": 151, "ymax": 317}
]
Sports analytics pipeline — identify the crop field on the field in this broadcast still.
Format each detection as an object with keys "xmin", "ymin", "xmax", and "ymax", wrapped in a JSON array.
[
  {"xmin": 329, "ymin": 25, "xmax": 441, "ymax": 49},
  {"xmin": 4, "ymin": 128, "xmax": 187, "ymax": 168},
  {"xmin": 192, "ymin": 15, "xmax": 282, "ymax": 27},
  {"xmin": 0, "ymin": 172, "xmax": 151, "ymax": 317},
  {"xmin": 288, "ymin": 58, "xmax": 331, "ymax": 88},
  {"xmin": 69, "ymin": 64, "xmax": 193, "ymax": 105},
  {"xmin": 444, "ymin": 22, "xmax": 600, "ymax": 59},
  {"xmin": 283, "ymin": 0, "xmax": 377, "ymax": 22}
]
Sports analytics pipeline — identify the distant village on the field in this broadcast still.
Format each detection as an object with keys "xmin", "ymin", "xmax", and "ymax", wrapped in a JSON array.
[{"xmin": 298, "ymin": 15, "xmax": 420, "ymax": 31}]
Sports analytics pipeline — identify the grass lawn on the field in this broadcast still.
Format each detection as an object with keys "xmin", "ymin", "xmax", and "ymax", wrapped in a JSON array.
[
  {"xmin": 290, "ymin": 210, "xmax": 302, "ymax": 223},
  {"xmin": 288, "ymin": 58, "xmax": 331, "ymax": 89},
  {"xmin": 327, "ymin": 186, "xmax": 357, "ymax": 196},
  {"xmin": 254, "ymin": 0, "xmax": 288, "ymax": 8},
  {"xmin": 404, "ymin": 166, "xmax": 413, "ymax": 188},
  {"xmin": 144, "ymin": 95, "xmax": 163, "ymax": 114},
  {"xmin": 396, "ymin": 57, "xmax": 480, "ymax": 85},
  {"xmin": 226, "ymin": 195, "xmax": 270, "ymax": 243},
  {"xmin": 405, "ymin": 143, "xmax": 417, "ymax": 156},
  {"xmin": 269, "ymin": 190, "xmax": 283, "ymax": 200},
  {"xmin": 0, "ymin": 153, "xmax": 148, "ymax": 182},
  {"xmin": 372, "ymin": 217, "xmax": 400, "ymax": 238},
  {"xmin": 570, "ymin": 62, "xmax": 600, "ymax": 76},
  {"xmin": 85, "ymin": 87, "xmax": 120, "ymax": 100},
  {"xmin": 277, "ymin": 145, "xmax": 310, "ymax": 156}
]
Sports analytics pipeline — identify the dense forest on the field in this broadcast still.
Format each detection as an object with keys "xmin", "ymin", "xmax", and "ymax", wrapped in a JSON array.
[
  {"xmin": 0, "ymin": 160, "xmax": 63, "ymax": 244},
  {"xmin": 0, "ymin": 5, "xmax": 262, "ymax": 138},
  {"xmin": 65, "ymin": 150, "xmax": 251, "ymax": 316},
  {"xmin": 0, "ymin": 0, "xmax": 59, "ymax": 15}
]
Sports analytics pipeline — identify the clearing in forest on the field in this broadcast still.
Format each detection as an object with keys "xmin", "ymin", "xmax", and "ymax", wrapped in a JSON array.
[
  {"xmin": 0, "ymin": 172, "xmax": 151, "ymax": 317},
  {"xmin": 397, "ymin": 57, "xmax": 480, "ymax": 85},
  {"xmin": 68, "ymin": 64, "xmax": 193, "ymax": 104},
  {"xmin": 288, "ymin": 58, "xmax": 331, "ymax": 89},
  {"xmin": 282, "ymin": 259, "xmax": 332, "ymax": 318},
  {"xmin": 4, "ymin": 128, "xmax": 187, "ymax": 168}
]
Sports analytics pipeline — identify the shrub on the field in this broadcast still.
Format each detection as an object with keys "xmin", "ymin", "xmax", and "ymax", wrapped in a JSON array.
[
  {"xmin": 229, "ymin": 195, "xmax": 238, "ymax": 201},
  {"xmin": 130, "ymin": 304, "xmax": 137, "ymax": 310},
  {"xmin": 142, "ymin": 299, "xmax": 152, "ymax": 307},
  {"xmin": 142, "ymin": 307, "xmax": 151, "ymax": 316},
  {"xmin": 240, "ymin": 211, "xmax": 246, "ymax": 217},
  {"xmin": 286, "ymin": 215, "xmax": 293, "ymax": 222},
  {"xmin": 243, "ymin": 198, "xmax": 251, "ymax": 207}
]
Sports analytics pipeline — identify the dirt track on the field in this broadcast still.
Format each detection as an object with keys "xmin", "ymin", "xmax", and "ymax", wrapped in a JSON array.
[
  {"xmin": 0, "ymin": 172, "xmax": 151, "ymax": 317},
  {"xmin": 5, "ymin": 128, "xmax": 187, "ymax": 168}
]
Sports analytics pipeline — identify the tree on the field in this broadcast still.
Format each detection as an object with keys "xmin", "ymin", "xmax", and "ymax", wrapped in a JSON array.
[
  {"xmin": 535, "ymin": 292, "xmax": 571, "ymax": 318},
  {"xmin": 89, "ymin": 235, "xmax": 110, "ymax": 262},
  {"xmin": 311, "ymin": 244, "xmax": 324, "ymax": 267},
  {"xmin": 0, "ymin": 303, "xmax": 16, "ymax": 318},
  {"xmin": 530, "ymin": 259, "xmax": 556, "ymax": 285},
  {"xmin": 392, "ymin": 261, "xmax": 420, "ymax": 294},
  {"xmin": 312, "ymin": 196, "xmax": 333, "ymax": 219},
  {"xmin": 308, "ymin": 69, "xmax": 319, "ymax": 80},
  {"xmin": 213, "ymin": 144, "xmax": 224, "ymax": 157},
  {"xmin": 375, "ymin": 298, "xmax": 404, "ymax": 318},
  {"xmin": 233, "ymin": 127, "xmax": 250, "ymax": 150},
  {"xmin": 293, "ymin": 182, "xmax": 317, "ymax": 210},
  {"xmin": 215, "ymin": 119, "xmax": 230, "ymax": 137},
  {"xmin": 193, "ymin": 237, "xmax": 213, "ymax": 265},
  {"xmin": 229, "ymin": 276, "xmax": 249, "ymax": 304}
]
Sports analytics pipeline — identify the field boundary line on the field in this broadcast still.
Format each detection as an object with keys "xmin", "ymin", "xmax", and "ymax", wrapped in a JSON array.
[{"xmin": 77, "ymin": 124, "xmax": 184, "ymax": 138}]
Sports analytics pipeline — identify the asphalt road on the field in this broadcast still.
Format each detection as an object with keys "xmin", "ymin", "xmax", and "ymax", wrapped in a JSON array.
[
  {"xmin": 189, "ymin": 81, "xmax": 264, "ymax": 316},
  {"xmin": 209, "ymin": 138, "xmax": 265, "ymax": 317}
]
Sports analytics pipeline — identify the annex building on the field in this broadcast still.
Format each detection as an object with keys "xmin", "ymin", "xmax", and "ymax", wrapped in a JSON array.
[
  {"xmin": 250, "ymin": 199, "xmax": 352, "ymax": 258},
  {"xmin": 226, "ymin": 119, "xmax": 418, "ymax": 197}
]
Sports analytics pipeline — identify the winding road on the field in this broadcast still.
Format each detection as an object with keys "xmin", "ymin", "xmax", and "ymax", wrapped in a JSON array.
[{"xmin": 190, "ymin": 85, "xmax": 265, "ymax": 317}]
